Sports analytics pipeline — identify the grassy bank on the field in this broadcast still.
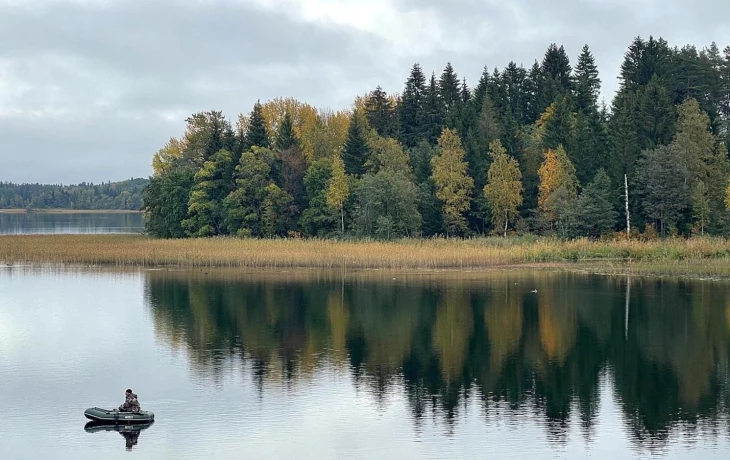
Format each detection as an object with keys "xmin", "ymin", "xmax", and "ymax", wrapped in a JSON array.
[{"xmin": 3, "ymin": 234, "xmax": 730, "ymax": 276}]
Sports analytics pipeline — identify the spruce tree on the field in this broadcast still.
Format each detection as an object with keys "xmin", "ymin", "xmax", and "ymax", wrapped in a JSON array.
[
  {"xmin": 542, "ymin": 44, "xmax": 573, "ymax": 88},
  {"xmin": 525, "ymin": 61, "xmax": 543, "ymax": 122},
  {"xmin": 637, "ymin": 75, "xmax": 675, "ymax": 150},
  {"xmin": 399, "ymin": 63, "xmax": 427, "ymax": 147},
  {"xmin": 577, "ymin": 169, "xmax": 617, "ymax": 237},
  {"xmin": 574, "ymin": 45, "xmax": 601, "ymax": 114},
  {"xmin": 439, "ymin": 63, "xmax": 461, "ymax": 127},
  {"xmin": 423, "ymin": 73, "xmax": 444, "ymax": 144},
  {"xmin": 542, "ymin": 96, "xmax": 575, "ymax": 151},
  {"xmin": 245, "ymin": 101, "xmax": 270, "ymax": 150},
  {"xmin": 275, "ymin": 111, "xmax": 299, "ymax": 151},
  {"xmin": 364, "ymin": 86, "xmax": 396, "ymax": 138},
  {"xmin": 342, "ymin": 113, "xmax": 370, "ymax": 177}
]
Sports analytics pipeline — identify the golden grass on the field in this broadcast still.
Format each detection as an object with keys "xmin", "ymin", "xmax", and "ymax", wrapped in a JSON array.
[{"xmin": 3, "ymin": 234, "xmax": 730, "ymax": 273}]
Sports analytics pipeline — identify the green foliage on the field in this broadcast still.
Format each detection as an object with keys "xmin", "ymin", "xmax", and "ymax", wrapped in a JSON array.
[
  {"xmin": 364, "ymin": 86, "xmax": 396, "ymax": 138},
  {"xmin": 577, "ymin": 169, "xmax": 617, "ymax": 237},
  {"xmin": 223, "ymin": 148, "xmax": 277, "ymax": 237},
  {"xmin": 274, "ymin": 111, "xmax": 300, "ymax": 151},
  {"xmin": 399, "ymin": 63, "xmax": 427, "ymax": 148},
  {"xmin": 431, "ymin": 129, "xmax": 474, "ymax": 236},
  {"xmin": 342, "ymin": 113, "xmax": 370, "ymax": 177},
  {"xmin": 300, "ymin": 159, "xmax": 337, "ymax": 236},
  {"xmin": 142, "ymin": 171, "xmax": 193, "ymax": 238},
  {"xmin": 636, "ymin": 144, "xmax": 690, "ymax": 235},
  {"xmin": 353, "ymin": 171, "xmax": 421, "ymax": 239},
  {"xmin": 327, "ymin": 154, "xmax": 350, "ymax": 233},
  {"xmin": 245, "ymin": 101, "xmax": 271, "ymax": 150},
  {"xmin": 573, "ymin": 45, "xmax": 601, "ymax": 113},
  {"xmin": 484, "ymin": 140, "xmax": 523, "ymax": 236},
  {"xmin": 182, "ymin": 149, "xmax": 235, "ymax": 237}
]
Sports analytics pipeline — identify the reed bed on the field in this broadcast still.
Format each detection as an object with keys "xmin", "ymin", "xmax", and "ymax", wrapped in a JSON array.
[{"xmin": 3, "ymin": 234, "xmax": 730, "ymax": 271}]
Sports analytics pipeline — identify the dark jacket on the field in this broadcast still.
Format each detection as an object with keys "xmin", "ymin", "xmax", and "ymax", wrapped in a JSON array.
[{"xmin": 119, "ymin": 392, "xmax": 141, "ymax": 412}]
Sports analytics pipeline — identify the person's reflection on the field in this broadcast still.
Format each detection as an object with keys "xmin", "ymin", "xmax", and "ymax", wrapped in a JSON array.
[
  {"xmin": 84, "ymin": 422, "xmax": 152, "ymax": 451},
  {"xmin": 119, "ymin": 429, "xmax": 140, "ymax": 451}
]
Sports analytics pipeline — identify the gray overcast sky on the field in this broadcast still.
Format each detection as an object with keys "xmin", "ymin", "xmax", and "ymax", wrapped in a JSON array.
[{"xmin": 0, "ymin": 0, "xmax": 728, "ymax": 184}]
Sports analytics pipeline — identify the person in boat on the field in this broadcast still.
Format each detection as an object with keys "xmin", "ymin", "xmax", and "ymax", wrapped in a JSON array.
[{"xmin": 118, "ymin": 389, "xmax": 141, "ymax": 412}]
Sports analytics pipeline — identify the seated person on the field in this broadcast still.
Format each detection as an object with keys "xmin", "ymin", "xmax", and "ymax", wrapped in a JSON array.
[{"xmin": 118, "ymin": 389, "xmax": 141, "ymax": 412}]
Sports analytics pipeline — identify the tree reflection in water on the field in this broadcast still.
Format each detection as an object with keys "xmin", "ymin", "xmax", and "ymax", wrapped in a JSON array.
[{"xmin": 145, "ymin": 269, "xmax": 730, "ymax": 446}]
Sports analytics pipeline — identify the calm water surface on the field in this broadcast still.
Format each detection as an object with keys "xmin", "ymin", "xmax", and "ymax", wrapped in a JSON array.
[
  {"xmin": 1, "ymin": 268, "xmax": 730, "ymax": 459},
  {"xmin": 0, "ymin": 211, "xmax": 144, "ymax": 234}
]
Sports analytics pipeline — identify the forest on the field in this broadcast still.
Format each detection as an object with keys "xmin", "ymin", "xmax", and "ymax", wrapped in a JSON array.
[
  {"xmin": 143, "ymin": 36, "xmax": 730, "ymax": 239},
  {"xmin": 0, "ymin": 179, "xmax": 147, "ymax": 210}
]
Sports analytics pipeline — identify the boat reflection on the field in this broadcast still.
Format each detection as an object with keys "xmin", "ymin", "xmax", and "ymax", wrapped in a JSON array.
[{"xmin": 84, "ymin": 421, "xmax": 154, "ymax": 451}]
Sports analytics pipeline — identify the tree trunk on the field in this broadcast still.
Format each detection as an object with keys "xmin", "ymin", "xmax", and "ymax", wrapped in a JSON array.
[
  {"xmin": 340, "ymin": 204, "xmax": 344, "ymax": 233},
  {"xmin": 503, "ymin": 211, "xmax": 508, "ymax": 238},
  {"xmin": 624, "ymin": 174, "xmax": 630, "ymax": 239}
]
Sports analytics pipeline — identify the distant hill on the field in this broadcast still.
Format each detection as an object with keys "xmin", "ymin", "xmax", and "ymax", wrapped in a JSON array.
[{"xmin": 0, "ymin": 178, "xmax": 149, "ymax": 210}]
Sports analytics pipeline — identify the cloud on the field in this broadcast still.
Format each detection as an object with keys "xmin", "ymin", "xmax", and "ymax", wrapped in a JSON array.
[{"xmin": 0, "ymin": 0, "xmax": 728, "ymax": 183}]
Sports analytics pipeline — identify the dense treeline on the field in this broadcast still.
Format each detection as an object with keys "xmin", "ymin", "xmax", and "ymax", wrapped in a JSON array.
[
  {"xmin": 144, "ymin": 37, "xmax": 730, "ymax": 239},
  {"xmin": 0, "ymin": 179, "xmax": 147, "ymax": 210}
]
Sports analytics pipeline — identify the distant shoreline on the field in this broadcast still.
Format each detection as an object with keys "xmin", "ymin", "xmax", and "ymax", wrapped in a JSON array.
[{"xmin": 0, "ymin": 209, "xmax": 143, "ymax": 214}]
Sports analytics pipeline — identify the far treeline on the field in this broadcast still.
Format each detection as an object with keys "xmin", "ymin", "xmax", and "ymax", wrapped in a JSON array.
[
  {"xmin": 143, "ymin": 37, "xmax": 730, "ymax": 239},
  {"xmin": 0, "ymin": 179, "xmax": 148, "ymax": 210}
]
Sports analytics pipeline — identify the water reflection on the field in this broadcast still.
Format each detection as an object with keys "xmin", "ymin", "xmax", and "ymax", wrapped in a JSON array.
[
  {"xmin": 84, "ymin": 422, "xmax": 154, "ymax": 451},
  {"xmin": 0, "ymin": 212, "xmax": 144, "ymax": 234},
  {"xmin": 144, "ymin": 270, "xmax": 730, "ymax": 447}
]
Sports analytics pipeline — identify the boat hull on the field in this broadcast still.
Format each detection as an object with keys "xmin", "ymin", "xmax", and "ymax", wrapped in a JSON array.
[{"xmin": 84, "ymin": 407, "xmax": 154, "ymax": 424}]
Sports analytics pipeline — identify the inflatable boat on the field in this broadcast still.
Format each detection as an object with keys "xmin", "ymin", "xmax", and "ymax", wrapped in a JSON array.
[{"xmin": 84, "ymin": 407, "xmax": 154, "ymax": 424}]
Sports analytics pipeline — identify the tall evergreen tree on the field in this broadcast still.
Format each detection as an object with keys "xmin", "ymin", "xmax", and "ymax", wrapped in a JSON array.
[
  {"xmin": 274, "ymin": 111, "xmax": 299, "ymax": 151},
  {"xmin": 577, "ymin": 169, "xmax": 617, "ymax": 237},
  {"xmin": 399, "ymin": 63, "xmax": 427, "ymax": 147},
  {"xmin": 342, "ymin": 113, "xmax": 370, "ymax": 177},
  {"xmin": 364, "ymin": 86, "xmax": 396, "ymax": 138},
  {"xmin": 245, "ymin": 101, "xmax": 270, "ymax": 150},
  {"xmin": 423, "ymin": 73, "xmax": 444, "ymax": 144},
  {"xmin": 439, "ymin": 63, "xmax": 461, "ymax": 127},
  {"xmin": 573, "ymin": 45, "xmax": 601, "ymax": 114},
  {"xmin": 637, "ymin": 75, "xmax": 675, "ymax": 150}
]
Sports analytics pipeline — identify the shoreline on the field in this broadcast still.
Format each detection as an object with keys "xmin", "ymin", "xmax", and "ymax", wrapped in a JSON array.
[
  {"xmin": 2, "ymin": 234, "xmax": 730, "ymax": 280},
  {"xmin": 0, "ymin": 209, "xmax": 142, "ymax": 214}
]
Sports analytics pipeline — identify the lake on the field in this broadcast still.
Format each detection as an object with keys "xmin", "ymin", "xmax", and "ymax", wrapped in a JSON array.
[
  {"xmin": 1, "ymin": 267, "xmax": 729, "ymax": 459},
  {"xmin": 0, "ymin": 211, "xmax": 144, "ymax": 234}
]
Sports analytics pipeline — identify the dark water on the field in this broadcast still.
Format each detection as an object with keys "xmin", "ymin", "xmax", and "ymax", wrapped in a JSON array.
[
  {"xmin": 0, "ymin": 211, "xmax": 144, "ymax": 234},
  {"xmin": 1, "ymin": 268, "xmax": 730, "ymax": 459}
]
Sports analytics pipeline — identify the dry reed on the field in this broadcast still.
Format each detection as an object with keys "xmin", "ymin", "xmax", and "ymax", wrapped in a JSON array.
[{"xmin": 2, "ymin": 234, "xmax": 730, "ymax": 272}]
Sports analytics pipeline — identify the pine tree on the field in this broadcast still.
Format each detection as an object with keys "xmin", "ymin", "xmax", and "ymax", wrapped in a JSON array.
[
  {"xmin": 484, "ymin": 140, "xmax": 523, "ymax": 236},
  {"xmin": 274, "ymin": 111, "xmax": 299, "ymax": 151},
  {"xmin": 525, "ymin": 61, "xmax": 542, "ymax": 122},
  {"xmin": 608, "ymin": 91, "xmax": 640, "ymax": 180},
  {"xmin": 399, "ymin": 63, "xmax": 427, "ymax": 147},
  {"xmin": 431, "ymin": 129, "xmax": 474, "ymax": 236},
  {"xmin": 364, "ymin": 86, "xmax": 396, "ymax": 138},
  {"xmin": 341, "ymin": 112, "xmax": 370, "ymax": 177},
  {"xmin": 245, "ymin": 101, "xmax": 270, "ymax": 150},
  {"xmin": 574, "ymin": 45, "xmax": 601, "ymax": 114}
]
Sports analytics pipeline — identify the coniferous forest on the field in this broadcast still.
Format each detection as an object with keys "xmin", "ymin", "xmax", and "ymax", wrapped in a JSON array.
[
  {"xmin": 143, "ymin": 37, "xmax": 730, "ymax": 239},
  {"xmin": 0, "ymin": 179, "xmax": 147, "ymax": 210}
]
